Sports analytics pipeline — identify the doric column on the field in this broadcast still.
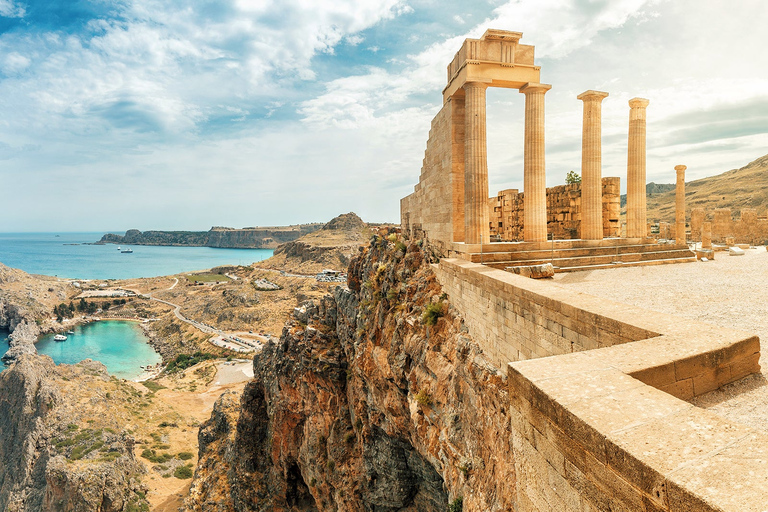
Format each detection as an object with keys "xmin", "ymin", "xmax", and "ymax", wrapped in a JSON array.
[
  {"xmin": 675, "ymin": 165, "xmax": 687, "ymax": 245},
  {"xmin": 626, "ymin": 98, "xmax": 650, "ymax": 238},
  {"xmin": 520, "ymin": 82, "xmax": 552, "ymax": 242},
  {"xmin": 577, "ymin": 90, "xmax": 609, "ymax": 240},
  {"xmin": 463, "ymin": 82, "xmax": 489, "ymax": 245}
]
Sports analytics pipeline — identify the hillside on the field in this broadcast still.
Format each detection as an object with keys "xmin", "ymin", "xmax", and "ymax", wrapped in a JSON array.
[
  {"xmin": 643, "ymin": 154, "xmax": 768, "ymax": 222},
  {"xmin": 257, "ymin": 212, "xmax": 376, "ymax": 274}
]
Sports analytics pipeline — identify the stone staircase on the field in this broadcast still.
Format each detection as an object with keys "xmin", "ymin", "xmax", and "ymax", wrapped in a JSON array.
[{"xmin": 461, "ymin": 238, "xmax": 696, "ymax": 273}]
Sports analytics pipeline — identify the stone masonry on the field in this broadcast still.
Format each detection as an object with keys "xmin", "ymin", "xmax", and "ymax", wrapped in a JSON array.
[{"xmin": 489, "ymin": 177, "xmax": 620, "ymax": 241}]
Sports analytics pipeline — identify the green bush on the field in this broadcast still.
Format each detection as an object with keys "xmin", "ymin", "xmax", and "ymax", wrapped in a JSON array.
[
  {"xmin": 177, "ymin": 451, "xmax": 194, "ymax": 460},
  {"xmin": 448, "ymin": 497, "xmax": 463, "ymax": 512},
  {"xmin": 421, "ymin": 302, "xmax": 444, "ymax": 326},
  {"xmin": 165, "ymin": 352, "xmax": 216, "ymax": 373},
  {"xmin": 414, "ymin": 389, "xmax": 433, "ymax": 407},
  {"xmin": 174, "ymin": 464, "xmax": 193, "ymax": 479}
]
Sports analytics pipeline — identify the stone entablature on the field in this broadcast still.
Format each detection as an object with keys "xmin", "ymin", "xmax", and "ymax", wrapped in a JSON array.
[
  {"xmin": 435, "ymin": 258, "xmax": 762, "ymax": 511},
  {"xmin": 489, "ymin": 177, "xmax": 620, "ymax": 241}
]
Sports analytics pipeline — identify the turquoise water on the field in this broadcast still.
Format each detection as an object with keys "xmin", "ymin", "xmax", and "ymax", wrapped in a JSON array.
[
  {"xmin": 21, "ymin": 321, "xmax": 161, "ymax": 379},
  {"xmin": 0, "ymin": 232, "xmax": 273, "ymax": 280}
]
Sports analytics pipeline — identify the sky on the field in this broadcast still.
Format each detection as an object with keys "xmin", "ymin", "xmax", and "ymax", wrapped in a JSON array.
[{"xmin": 0, "ymin": 0, "xmax": 766, "ymax": 232}]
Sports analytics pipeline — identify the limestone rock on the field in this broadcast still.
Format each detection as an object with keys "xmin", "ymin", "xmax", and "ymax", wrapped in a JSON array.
[
  {"xmin": 729, "ymin": 246, "xmax": 745, "ymax": 256},
  {"xmin": 184, "ymin": 234, "xmax": 514, "ymax": 511},
  {"xmin": 506, "ymin": 263, "xmax": 555, "ymax": 278}
]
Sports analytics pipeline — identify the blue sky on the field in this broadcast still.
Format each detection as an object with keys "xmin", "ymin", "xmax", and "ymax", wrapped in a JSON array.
[{"xmin": 0, "ymin": 0, "xmax": 766, "ymax": 232}]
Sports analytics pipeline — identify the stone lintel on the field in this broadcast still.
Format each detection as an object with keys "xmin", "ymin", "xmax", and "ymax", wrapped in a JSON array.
[
  {"xmin": 629, "ymin": 97, "xmax": 650, "ymax": 109},
  {"xmin": 519, "ymin": 82, "xmax": 552, "ymax": 95},
  {"xmin": 577, "ymin": 90, "xmax": 609, "ymax": 101}
]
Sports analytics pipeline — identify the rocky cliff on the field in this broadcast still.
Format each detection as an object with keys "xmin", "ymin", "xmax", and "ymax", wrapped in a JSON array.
[
  {"xmin": 184, "ymin": 233, "xmax": 514, "ymax": 511},
  {"xmin": 99, "ymin": 224, "xmax": 323, "ymax": 249},
  {"xmin": 266, "ymin": 213, "xmax": 374, "ymax": 273},
  {"xmin": 0, "ymin": 355, "xmax": 149, "ymax": 511}
]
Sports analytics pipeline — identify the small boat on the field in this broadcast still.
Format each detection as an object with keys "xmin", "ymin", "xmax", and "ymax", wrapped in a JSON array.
[
  {"xmin": 66, "ymin": 330, "xmax": 75, "ymax": 335},
  {"xmin": 121, "ymin": 248, "xmax": 133, "ymax": 253},
  {"xmin": 117, "ymin": 246, "xmax": 121, "ymax": 250},
  {"xmin": 54, "ymin": 334, "xmax": 67, "ymax": 342}
]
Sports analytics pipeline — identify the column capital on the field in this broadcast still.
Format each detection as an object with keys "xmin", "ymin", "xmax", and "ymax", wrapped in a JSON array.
[
  {"xmin": 629, "ymin": 97, "xmax": 650, "ymax": 109},
  {"xmin": 577, "ymin": 90, "xmax": 609, "ymax": 102},
  {"xmin": 675, "ymin": 164, "xmax": 687, "ymax": 172},
  {"xmin": 463, "ymin": 80, "xmax": 491, "ymax": 91},
  {"xmin": 519, "ymin": 82, "xmax": 552, "ymax": 95}
]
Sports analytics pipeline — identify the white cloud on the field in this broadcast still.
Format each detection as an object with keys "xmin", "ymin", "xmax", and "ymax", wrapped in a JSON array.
[{"xmin": 0, "ymin": 0, "xmax": 25, "ymax": 18}]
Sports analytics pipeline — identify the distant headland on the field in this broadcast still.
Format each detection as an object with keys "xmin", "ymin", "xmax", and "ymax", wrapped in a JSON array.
[{"xmin": 97, "ymin": 223, "xmax": 323, "ymax": 249}]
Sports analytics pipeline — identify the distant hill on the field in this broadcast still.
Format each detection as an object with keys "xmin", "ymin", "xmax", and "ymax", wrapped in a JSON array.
[
  {"xmin": 259, "ymin": 212, "xmax": 377, "ymax": 273},
  {"xmin": 617, "ymin": 154, "xmax": 768, "ymax": 223},
  {"xmin": 98, "ymin": 224, "xmax": 323, "ymax": 249},
  {"xmin": 646, "ymin": 154, "xmax": 768, "ymax": 222},
  {"xmin": 620, "ymin": 182, "xmax": 675, "ymax": 208}
]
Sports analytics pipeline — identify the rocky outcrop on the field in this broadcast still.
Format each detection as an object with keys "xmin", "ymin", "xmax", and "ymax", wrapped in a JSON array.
[
  {"xmin": 185, "ymin": 233, "xmax": 514, "ymax": 511},
  {"xmin": 0, "ymin": 356, "xmax": 148, "ymax": 512},
  {"xmin": 98, "ymin": 224, "xmax": 323, "ymax": 249},
  {"xmin": 2, "ymin": 320, "xmax": 39, "ymax": 363}
]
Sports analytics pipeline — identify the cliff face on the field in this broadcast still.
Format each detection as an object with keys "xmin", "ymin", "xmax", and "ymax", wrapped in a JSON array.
[
  {"xmin": 0, "ymin": 356, "xmax": 148, "ymax": 512},
  {"xmin": 99, "ymin": 224, "xmax": 323, "ymax": 249},
  {"xmin": 185, "ymin": 234, "xmax": 515, "ymax": 511}
]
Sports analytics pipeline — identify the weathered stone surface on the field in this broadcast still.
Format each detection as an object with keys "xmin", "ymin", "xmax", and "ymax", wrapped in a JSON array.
[
  {"xmin": 0, "ymin": 356, "xmax": 147, "ymax": 512},
  {"xmin": 695, "ymin": 249, "xmax": 714, "ymax": 261},
  {"xmin": 184, "ymin": 235, "xmax": 514, "ymax": 511},
  {"xmin": 505, "ymin": 263, "xmax": 555, "ymax": 279},
  {"xmin": 728, "ymin": 246, "xmax": 745, "ymax": 256}
]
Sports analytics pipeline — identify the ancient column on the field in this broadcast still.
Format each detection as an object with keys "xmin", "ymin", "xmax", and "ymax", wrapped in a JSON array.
[
  {"xmin": 463, "ymin": 82, "xmax": 489, "ymax": 245},
  {"xmin": 626, "ymin": 98, "xmax": 650, "ymax": 238},
  {"xmin": 577, "ymin": 90, "xmax": 609, "ymax": 240},
  {"xmin": 675, "ymin": 165, "xmax": 687, "ymax": 245},
  {"xmin": 702, "ymin": 222, "xmax": 712, "ymax": 249},
  {"xmin": 520, "ymin": 82, "xmax": 552, "ymax": 242}
]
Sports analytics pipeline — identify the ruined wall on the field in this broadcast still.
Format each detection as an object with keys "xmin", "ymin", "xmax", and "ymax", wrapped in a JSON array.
[
  {"xmin": 401, "ymin": 98, "xmax": 464, "ymax": 246},
  {"xmin": 687, "ymin": 207, "xmax": 768, "ymax": 244},
  {"xmin": 489, "ymin": 177, "xmax": 620, "ymax": 242},
  {"xmin": 435, "ymin": 257, "xmax": 763, "ymax": 512}
]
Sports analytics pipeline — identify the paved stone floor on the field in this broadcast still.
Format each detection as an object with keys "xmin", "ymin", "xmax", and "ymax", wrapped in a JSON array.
[{"xmin": 553, "ymin": 247, "xmax": 768, "ymax": 432}]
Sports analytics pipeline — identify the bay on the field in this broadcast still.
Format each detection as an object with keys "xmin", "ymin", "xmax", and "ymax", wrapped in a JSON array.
[
  {"xmin": 3, "ymin": 321, "xmax": 161, "ymax": 380},
  {"xmin": 0, "ymin": 232, "xmax": 273, "ymax": 280}
]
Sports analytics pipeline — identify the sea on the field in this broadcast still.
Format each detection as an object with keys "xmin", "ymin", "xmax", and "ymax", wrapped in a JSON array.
[
  {"xmin": 2, "ymin": 322, "xmax": 161, "ymax": 380},
  {"xmin": 0, "ymin": 232, "xmax": 273, "ymax": 280},
  {"xmin": 0, "ymin": 232, "xmax": 273, "ymax": 378}
]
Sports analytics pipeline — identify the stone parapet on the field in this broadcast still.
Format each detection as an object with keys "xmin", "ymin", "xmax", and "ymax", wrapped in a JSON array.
[{"xmin": 433, "ymin": 256, "xmax": 762, "ymax": 512}]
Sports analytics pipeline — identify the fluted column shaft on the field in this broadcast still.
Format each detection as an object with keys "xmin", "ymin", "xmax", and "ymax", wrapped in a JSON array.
[
  {"xmin": 577, "ymin": 90, "xmax": 609, "ymax": 240},
  {"xmin": 520, "ymin": 82, "xmax": 552, "ymax": 242},
  {"xmin": 626, "ymin": 98, "xmax": 650, "ymax": 238},
  {"xmin": 464, "ymin": 82, "xmax": 489, "ymax": 245},
  {"xmin": 675, "ymin": 165, "xmax": 687, "ymax": 245}
]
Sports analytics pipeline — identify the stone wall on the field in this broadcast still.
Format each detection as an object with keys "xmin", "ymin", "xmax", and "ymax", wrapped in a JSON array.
[
  {"xmin": 401, "ymin": 98, "xmax": 464, "ymax": 246},
  {"xmin": 688, "ymin": 207, "xmax": 768, "ymax": 244},
  {"xmin": 434, "ymin": 258, "xmax": 764, "ymax": 511},
  {"xmin": 488, "ymin": 177, "xmax": 620, "ymax": 242}
]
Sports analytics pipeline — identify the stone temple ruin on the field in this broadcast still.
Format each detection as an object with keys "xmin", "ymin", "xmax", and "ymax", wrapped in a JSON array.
[
  {"xmin": 401, "ymin": 29, "xmax": 766, "ymax": 512},
  {"xmin": 401, "ymin": 29, "xmax": 694, "ymax": 272}
]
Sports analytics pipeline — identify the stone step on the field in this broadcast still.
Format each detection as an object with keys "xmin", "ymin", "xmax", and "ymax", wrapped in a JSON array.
[
  {"xmin": 555, "ymin": 256, "xmax": 697, "ymax": 273},
  {"xmin": 486, "ymin": 249, "xmax": 695, "ymax": 270},
  {"xmin": 469, "ymin": 243, "xmax": 690, "ymax": 263}
]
